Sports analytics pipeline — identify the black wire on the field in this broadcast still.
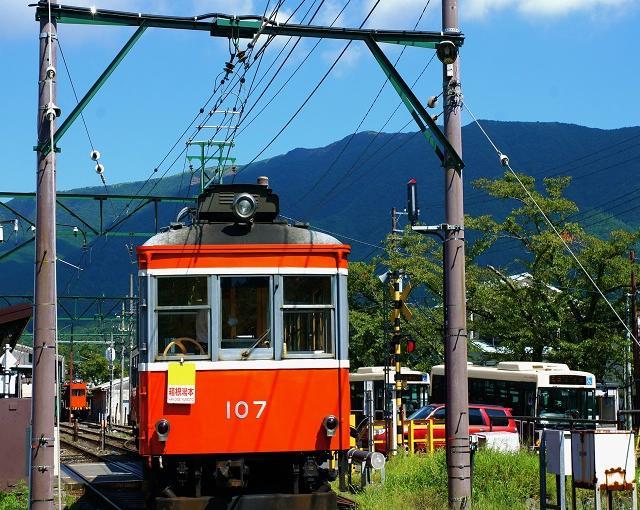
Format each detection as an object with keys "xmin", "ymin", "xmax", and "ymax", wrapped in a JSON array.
[
  {"xmin": 57, "ymin": 40, "xmax": 94, "ymax": 151},
  {"xmin": 233, "ymin": 0, "xmax": 331, "ymax": 138},
  {"xmin": 302, "ymin": 56, "xmax": 436, "ymax": 209},
  {"xmin": 292, "ymin": 0, "xmax": 433, "ymax": 207},
  {"xmin": 444, "ymin": 130, "xmax": 640, "ymax": 208},
  {"xmin": 234, "ymin": 0, "xmax": 382, "ymax": 179}
]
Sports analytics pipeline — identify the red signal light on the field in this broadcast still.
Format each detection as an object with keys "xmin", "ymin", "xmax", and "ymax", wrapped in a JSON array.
[{"xmin": 406, "ymin": 339, "xmax": 416, "ymax": 353}]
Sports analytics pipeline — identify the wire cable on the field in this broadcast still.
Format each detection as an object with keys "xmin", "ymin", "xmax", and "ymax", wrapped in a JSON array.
[
  {"xmin": 464, "ymin": 101, "xmax": 640, "ymax": 348},
  {"xmin": 234, "ymin": 0, "xmax": 382, "ymax": 179},
  {"xmin": 291, "ymin": 0, "xmax": 433, "ymax": 207}
]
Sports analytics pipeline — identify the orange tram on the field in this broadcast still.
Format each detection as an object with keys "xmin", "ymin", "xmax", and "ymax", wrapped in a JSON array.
[
  {"xmin": 130, "ymin": 179, "xmax": 351, "ymax": 509},
  {"xmin": 61, "ymin": 381, "xmax": 90, "ymax": 421}
]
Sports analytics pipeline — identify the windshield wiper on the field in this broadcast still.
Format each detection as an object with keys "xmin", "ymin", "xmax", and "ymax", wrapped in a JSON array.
[{"xmin": 241, "ymin": 329, "xmax": 271, "ymax": 359}]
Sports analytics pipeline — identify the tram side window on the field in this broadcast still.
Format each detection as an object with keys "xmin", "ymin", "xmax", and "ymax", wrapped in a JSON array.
[
  {"xmin": 156, "ymin": 277, "xmax": 209, "ymax": 359},
  {"xmin": 221, "ymin": 276, "xmax": 271, "ymax": 350},
  {"xmin": 282, "ymin": 276, "xmax": 333, "ymax": 356}
]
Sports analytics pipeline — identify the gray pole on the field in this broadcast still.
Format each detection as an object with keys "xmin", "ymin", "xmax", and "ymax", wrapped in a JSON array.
[
  {"xmin": 109, "ymin": 332, "xmax": 114, "ymax": 429},
  {"xmin": 30, "ymin": 13, "xmax": 58, "ymax": 510},
  {"xmin": 119, "ymin": 337, "xmax": 124, "ymax": 425},
  {"xmin": 442, "ymin": 0, "xmax": 471, "ymax": 507}
]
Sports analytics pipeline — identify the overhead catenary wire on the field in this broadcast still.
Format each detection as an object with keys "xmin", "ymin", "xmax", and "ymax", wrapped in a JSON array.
[
  {"xmin": 463, "ymin": 101, "xmax": 640, "ymax": 348},
  {"xmin": 233, "ymin": 0, "xmax": 344, "ymax": 139},
  {"xmin": 234, "ymin": 0, "xmax": 383, "ymax": 179},
  {"xmin": 279, "ymin": 214, "xmax": 384, "ymax": 250},
  {"xmin": 302, "ymin": 53, "xmax": 438, "ymax": 210},
  {"xmin": 59, "ymin": 1, "xmax": 283, "ymax": 294},
  {"xmin": 291, "ymin": 0, "xmax": 433, "ymax": 208}
]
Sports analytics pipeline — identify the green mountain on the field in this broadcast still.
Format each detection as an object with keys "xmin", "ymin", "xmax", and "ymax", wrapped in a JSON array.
[{"xmin": 1, "ymin": 120, "xmax": 639, "ymax": 298}]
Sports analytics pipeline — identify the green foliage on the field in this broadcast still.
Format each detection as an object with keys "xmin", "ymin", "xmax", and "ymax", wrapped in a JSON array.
[
  {"xmin": 347, "ymin": 169, "xmax": 639, "ymax": 382},
  {"xmin": 347, "ymin": 449, "xmax": 541, "ymax": 510},
  {"xmin": 74, "ymin": 346, "xmax": 110, "ymax": 385},
  {"xmin": 466, "ymin": 171, "xmax": 638, "ymax": 380},
  {"xmin": 0, "ymin": 481, "xmax": 28, "ymax": 510}
]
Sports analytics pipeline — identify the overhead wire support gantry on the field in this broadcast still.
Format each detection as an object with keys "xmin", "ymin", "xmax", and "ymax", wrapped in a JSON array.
[
  {"xmin": 27, "ymin": 2, "xmax": 469, "ymax": 507},
  {"xmin": 32, "ymin": 1, "xmax": 465, "ymax": 172}
]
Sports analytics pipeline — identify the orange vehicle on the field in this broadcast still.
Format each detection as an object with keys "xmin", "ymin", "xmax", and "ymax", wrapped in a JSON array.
[
  {"xmin": 130, "ymin": 179, "xmax": 351, "ymax": 508},
  {"xmin": 61, "ymin": 381, "xmax": 89, "ymax": 421}
]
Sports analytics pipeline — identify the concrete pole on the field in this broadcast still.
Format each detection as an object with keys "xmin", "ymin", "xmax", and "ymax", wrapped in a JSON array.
[
  {"xmin": 118, "ymin": 336, "xmax": 125, "ymax": 425},
  {"xmin": 631, "ymin": 252, "xmax": 640, "ymax": 424},
  {"xmin": 68, "ymin": 324, "xmax": 74, "ymax": 423},
  {"xmin": 30, "ymin": 13, "xmax": 58, "ymax": 510},
  {"xmin": 109, "ymin": 333, "xmax": 114, "ymax": 429},
  {"xmin": 442, "ymin": 0, "xmax": 471, "ymax": 507}
]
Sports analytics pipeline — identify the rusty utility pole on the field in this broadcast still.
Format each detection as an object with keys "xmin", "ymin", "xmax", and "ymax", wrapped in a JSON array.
[
  {"xmin": 631, "ymin": 251, "xmax": 640, "ymax": 423},
  {"xmin": 30, "ymin": 10, "xmax": 59, "ymax": 510},
  {"xmin": 442, "ymin": 0, "xmax": 471, "ymax": 507}
]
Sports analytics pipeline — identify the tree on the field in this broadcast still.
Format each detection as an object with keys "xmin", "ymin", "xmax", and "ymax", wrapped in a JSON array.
[
  {"xmin": 348, "ymin": 230, "xmax": 446, "ymax": 371},
  {"xmin": 347, "ymin": 170, "xmax": 638, "ymax": 383},
  {"xmin": 465, "ymin": 171, "xmax": 638, "ymax": 381},
  {"xmin": 74, "ymin": 345, "xmax": 110, "ymax": 385}
]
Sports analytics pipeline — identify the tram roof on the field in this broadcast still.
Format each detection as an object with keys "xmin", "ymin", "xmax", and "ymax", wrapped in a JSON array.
[{"xmin": 143, "ymin": 221, "xmax": 343, "ymax": 247}]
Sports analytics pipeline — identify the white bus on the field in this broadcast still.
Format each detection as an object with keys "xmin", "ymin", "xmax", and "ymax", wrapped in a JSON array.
[
  {"xmin": 430, "ymin": 362, "xmax": 597, "ymax": 421},
  {"xmin": 350, "ymin": 366, "xmax": 429, "ymax": 423}
]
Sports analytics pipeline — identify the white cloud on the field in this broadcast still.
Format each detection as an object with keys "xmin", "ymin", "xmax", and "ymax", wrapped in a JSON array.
[
  {"xmin": 362, "ymin": 0, "xmax": 438, "ymax": 29},
  {"xmin": 2, "ymin": 0, "xmax": 180, "ymax": 40},
  {"xmin": 321, "ymin": 43, "xmax": 363, "ymax": 76},
  {"xmin": 467, "ymin": 0, "xmax": 630, "ymax": 18}
]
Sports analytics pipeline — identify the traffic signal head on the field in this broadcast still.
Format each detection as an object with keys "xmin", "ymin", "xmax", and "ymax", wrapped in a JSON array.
[{"xmin": 407, "ymin": 179, "xmax": 419, "ymax": 226}]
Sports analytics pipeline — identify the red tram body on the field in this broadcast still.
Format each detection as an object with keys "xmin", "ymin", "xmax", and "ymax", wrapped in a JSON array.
[
  {"xmin": 61, "ymin": 381, "xmax": 89, "ymax": 421},
  {"xmin": 131, "ymin": 181, "xmax": 351, "ymax": 508}
]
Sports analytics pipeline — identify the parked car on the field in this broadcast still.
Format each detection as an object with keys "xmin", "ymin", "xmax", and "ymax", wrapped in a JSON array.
[{"xmin": 367, "ymin": 403, "xmax": 517, "ymax": 453}]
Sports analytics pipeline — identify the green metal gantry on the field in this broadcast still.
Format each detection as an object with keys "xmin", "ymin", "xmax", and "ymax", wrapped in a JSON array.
[{"xmin": 34, "ymin": 1, "xmax": 464, "ymax": 170}]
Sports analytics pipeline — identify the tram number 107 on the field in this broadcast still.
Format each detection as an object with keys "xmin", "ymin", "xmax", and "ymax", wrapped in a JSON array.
[{"xmin": 225, "ymin": 400, "xmax": 267, "ymax": 419}]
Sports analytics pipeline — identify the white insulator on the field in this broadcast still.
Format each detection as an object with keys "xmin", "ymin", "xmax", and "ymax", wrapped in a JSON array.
[
  {"xmin": 499, "ymin": 153, "xmax": 510, "ymax": 167},
  {"xmin": 95, "ymin": 163, "xmax": 105, "ymax": 175},
  {"xmin": 90, "ymin": 150, "xmax": 101, "ymax": 161}
]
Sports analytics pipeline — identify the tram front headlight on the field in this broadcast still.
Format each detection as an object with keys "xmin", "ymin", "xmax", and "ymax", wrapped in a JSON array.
[
  {"xmin": 232, "ymin": 193, "xmax": 257, "ymax": 222},
  {"xmin": 323, "ymin": 415, "xmax": 339, "ymax": 437},
  {"xmin": 155, "ymin": 418, "xmax": 170, "ymax": 442}
]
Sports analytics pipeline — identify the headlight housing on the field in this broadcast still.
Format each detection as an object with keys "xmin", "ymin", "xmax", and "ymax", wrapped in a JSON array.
[{"xmin": 232, "ymin": 193, "xmax": 257, "ymax": 222}]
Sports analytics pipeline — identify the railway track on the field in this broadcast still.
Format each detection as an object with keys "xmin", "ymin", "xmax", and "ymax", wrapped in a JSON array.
[{"xmin": 59, "ymin": 422, "xmax": 137, "ymax": 457}]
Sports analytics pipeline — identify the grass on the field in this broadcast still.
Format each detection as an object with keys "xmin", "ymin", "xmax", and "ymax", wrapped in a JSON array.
[
  {"xmin": 0, "ymin": 482, "xmax": 28, "ymax": 510},
  {"xmin": 342, "ymin": 449, "xmax": 552, "ymax": 510}
]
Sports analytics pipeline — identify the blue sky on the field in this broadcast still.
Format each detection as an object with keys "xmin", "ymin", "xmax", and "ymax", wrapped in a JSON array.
[{"xmin": 2, "ymin": 0, "xmax": 639, "ymax": 193}]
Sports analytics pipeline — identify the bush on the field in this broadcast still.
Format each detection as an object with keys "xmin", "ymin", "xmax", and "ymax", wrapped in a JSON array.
[
  {"xmin": 0, "ymin": 481, "xmax": 29, "ymax": 510},
  {"xmin": 347, "ymin": 449, "xmax": 543, "ymax": 510}
]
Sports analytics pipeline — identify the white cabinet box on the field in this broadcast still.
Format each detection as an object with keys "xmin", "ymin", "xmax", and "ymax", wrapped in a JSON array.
[{"xmin": 570, "ymin": 430, "xmax": 635, "ymax": 489}]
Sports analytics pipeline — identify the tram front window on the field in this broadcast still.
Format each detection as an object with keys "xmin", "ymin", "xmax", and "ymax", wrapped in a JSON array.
[
  {"xmin": 538, "ymin": 387, "xmax": 596, "ymax": 420},
  {"xmin": 156, "ymin": 277, "xmax": 210, "ymax": 359},
  {"xmin": 282, "ymin": 276, "xmax": 333, "ymax": 356},
  {"xmin": 221, "ymin": 276, "xmax": 271, "ymax": 350}
]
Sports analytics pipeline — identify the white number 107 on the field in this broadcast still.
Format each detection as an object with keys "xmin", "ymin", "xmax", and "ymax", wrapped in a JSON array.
[{"xmin": 225, "ymin": 400, "xmax": 267, "ymax": 419}]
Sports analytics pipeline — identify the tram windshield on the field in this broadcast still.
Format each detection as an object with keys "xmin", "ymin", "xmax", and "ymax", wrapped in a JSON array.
[
  {"xmin": 221, "ymin": 276, "xmax": 271, "ymax": 350},
  {"xmin": 156, "ymin": 276, "xmax": 210, "ymax": 358},
  {"xmin": 282, "ymin": 276, "xmax": 333, "ymax": 356}
]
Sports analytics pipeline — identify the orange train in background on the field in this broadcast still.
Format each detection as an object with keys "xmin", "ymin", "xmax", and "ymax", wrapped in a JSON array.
[
  {"xmin": 61, "ymin": 381, "xmax": 89, "ymax": 421},
  {"xmin": 130, "ymin": 179, "xmax": 351, "ymax": 509}
]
